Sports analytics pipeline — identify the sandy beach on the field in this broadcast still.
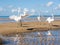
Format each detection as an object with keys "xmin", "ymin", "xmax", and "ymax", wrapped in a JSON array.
[{"xmin": 0, "ymin": 20, "xmax": 60, "ymax": 35}]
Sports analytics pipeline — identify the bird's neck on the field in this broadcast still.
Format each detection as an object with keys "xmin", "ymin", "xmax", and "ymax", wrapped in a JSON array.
[{"xmin": 52, "ymin": 14, "xmax": 54, "ymax": 19}]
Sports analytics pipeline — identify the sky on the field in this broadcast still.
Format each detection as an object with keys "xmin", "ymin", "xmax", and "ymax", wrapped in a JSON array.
[{"xmin": 0, "ymin": 0, "xmax": 60, "ymax": 16}]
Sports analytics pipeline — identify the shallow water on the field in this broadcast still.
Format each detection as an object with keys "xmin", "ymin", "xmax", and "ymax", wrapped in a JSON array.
[
  {"xmin": 0, "ymin": 30, "xmax": 60, "ymax": 45},
  {"xmin": 0, "ymin": 16, "xmax": 60, "ymax": 45}
]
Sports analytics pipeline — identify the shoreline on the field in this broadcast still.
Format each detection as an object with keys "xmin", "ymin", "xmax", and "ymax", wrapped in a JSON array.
[{"xmin": 0, "ymin": 20, "xmax": 60, "ymax": 35}]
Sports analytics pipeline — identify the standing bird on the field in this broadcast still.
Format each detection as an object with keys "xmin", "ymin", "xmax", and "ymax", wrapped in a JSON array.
[
  {"xmin": 46, "ymin": 13, "xmax": 54, "ymax": 24},
  {"xmin": 46, "ymin": 13, "xmax": 54, "ymax": 29},
  {"xmin": 9, "ymin": 8, "xmax": 23, "ymax": 27},
  {"xmin": 37, "ymin": 11, "xmax": 41, "ymax": 25},
  {"xmin": 9, "ymin": 8, "xmax": 22, "ymax": 27},
  {"xmin": 9, "ymin": 15, "xmax": 22, "ymax": 27},
  {"xmin": 9, "ymin": 8, "xmax": 30, "ymax": 27},
  {"xmin": 37, "ymin": 16, "xmax": 41, "ymax": 22}
]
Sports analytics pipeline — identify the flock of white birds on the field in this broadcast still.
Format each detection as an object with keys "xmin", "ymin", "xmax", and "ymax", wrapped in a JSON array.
[
  {"xmin": 9, "ymin": 8, "xmax": 55, "ymax": 42},
  {"xmin": 9, "ymin": 8, "xmax": 28, "ymax": 22},
  {"xmin": 9, "ymin": 8, "xmax": 54, "ymax": 24}
]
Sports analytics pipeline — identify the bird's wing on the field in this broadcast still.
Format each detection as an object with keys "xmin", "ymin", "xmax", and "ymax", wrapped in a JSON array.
[
  {"xmin": 9, "ymin": 15, "xmax": 16, "ymax": 19},
  {"xmin": 37, "ymin": 17, "xmax": 40, "ymax": 20},
  {"xmin": 46, "ymin": 17, "xmax": 50, "ymax": 21}
]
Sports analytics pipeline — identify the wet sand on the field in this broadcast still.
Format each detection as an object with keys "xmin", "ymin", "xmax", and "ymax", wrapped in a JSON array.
[{"xmin": 0, "ymin": 20, "xmax": 60, "ymax": 35}]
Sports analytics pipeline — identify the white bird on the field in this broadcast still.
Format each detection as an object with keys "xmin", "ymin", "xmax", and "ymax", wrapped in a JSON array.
[
  {"xmin": 9, "ymin": 8, "xmax": 21, "ymax": 22},
  {"xmin": 9, "ymin": 8, "xmax": 30, "ymax": 27},
  {"xmin": 9, "ymin": 15, "xmax": 22, "ymax": 27},
  {"xmin": 37, "ymin": 16, "xmax": 41, "ymax": 22},
  {"xmin": 37, "ymin": 11, "xmax": 41, "ymax": 25},
  {"xmin": 9, "ymin": 15, "xmax": 21, "ymax": 22},
  {"xmin": 46, "ymin": 13, "xmax": 54, "ymax": 23},
  {"xmin": 46, "ymin": 13, "xmax": 54, "ymax": 29},
  {"xmin": 9, "ymin": 8, "xmax": 22, "ymax": 27}
]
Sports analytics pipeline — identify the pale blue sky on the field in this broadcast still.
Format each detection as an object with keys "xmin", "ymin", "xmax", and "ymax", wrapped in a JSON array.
[{"xmin": 0, "ymin": 0, "xmax": 60, "ymax": 16}]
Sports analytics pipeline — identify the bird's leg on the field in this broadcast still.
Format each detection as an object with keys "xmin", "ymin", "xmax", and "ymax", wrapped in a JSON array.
[
  {"xmin": 49, "ymin": 23, "xmax": 52, "ymax": 30},
  {"xmin": 17, "ymin": 22, "xmax": 19, "ymax": 28},
  {"xmin": 49, "ymin": 23, "xmax": 51, "ymax": 29},
  {"xmin": 51, "ymin": 22, "xmax": 53, "ymax": 29},
  {"xmin": 17, "ymin": 22, "xmax": 20, "ymax": 28},
  {"xmin": 50, "ymin": 22, "xmax": 53, "ymax": 29},
  {"xmin": 38, "ymin": 20, "xmax": 41, "ymax": 25},
  {"xmin": 39, "ymin": 21, "xmax": 41, "ymax": 25},
  {"xmin": 48, "ymin": 23, "xmax": 50, "ymax": 30},
  {"xmin": 20, "ymin": 20, "xmax": 22, "ymax": 27}
]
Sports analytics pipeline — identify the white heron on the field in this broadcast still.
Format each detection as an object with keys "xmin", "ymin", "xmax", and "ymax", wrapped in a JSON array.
[
  {"xmin": 9, "ymin": 8, "xmax": 30, "ymax": 27},
  {"xmin": 9, "ymin": 15, "xmax": 22, "ymax": 27},
  {"xmin": 46, "ymin": 13, "xmax": 54, "ymax": 23},
  {"xmin": 46, "ymin": 13, "xmax": 54, "ymax": 29},
  {"xmin": 37, "ymin": 16, "xmax": 41, "ymax": 22},
  {"xmin": 9, "ymin": 8, "xmax": 22, "ymax": 27},
  {"xmin": 37, "ymin": 11, "xmax": 41, "ymax": 25}
]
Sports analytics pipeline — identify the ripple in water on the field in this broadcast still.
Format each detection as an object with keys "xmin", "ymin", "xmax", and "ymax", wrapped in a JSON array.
[{"xmin": 0, "ymin": 29, "xmax": 60, "ymax": 45}]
